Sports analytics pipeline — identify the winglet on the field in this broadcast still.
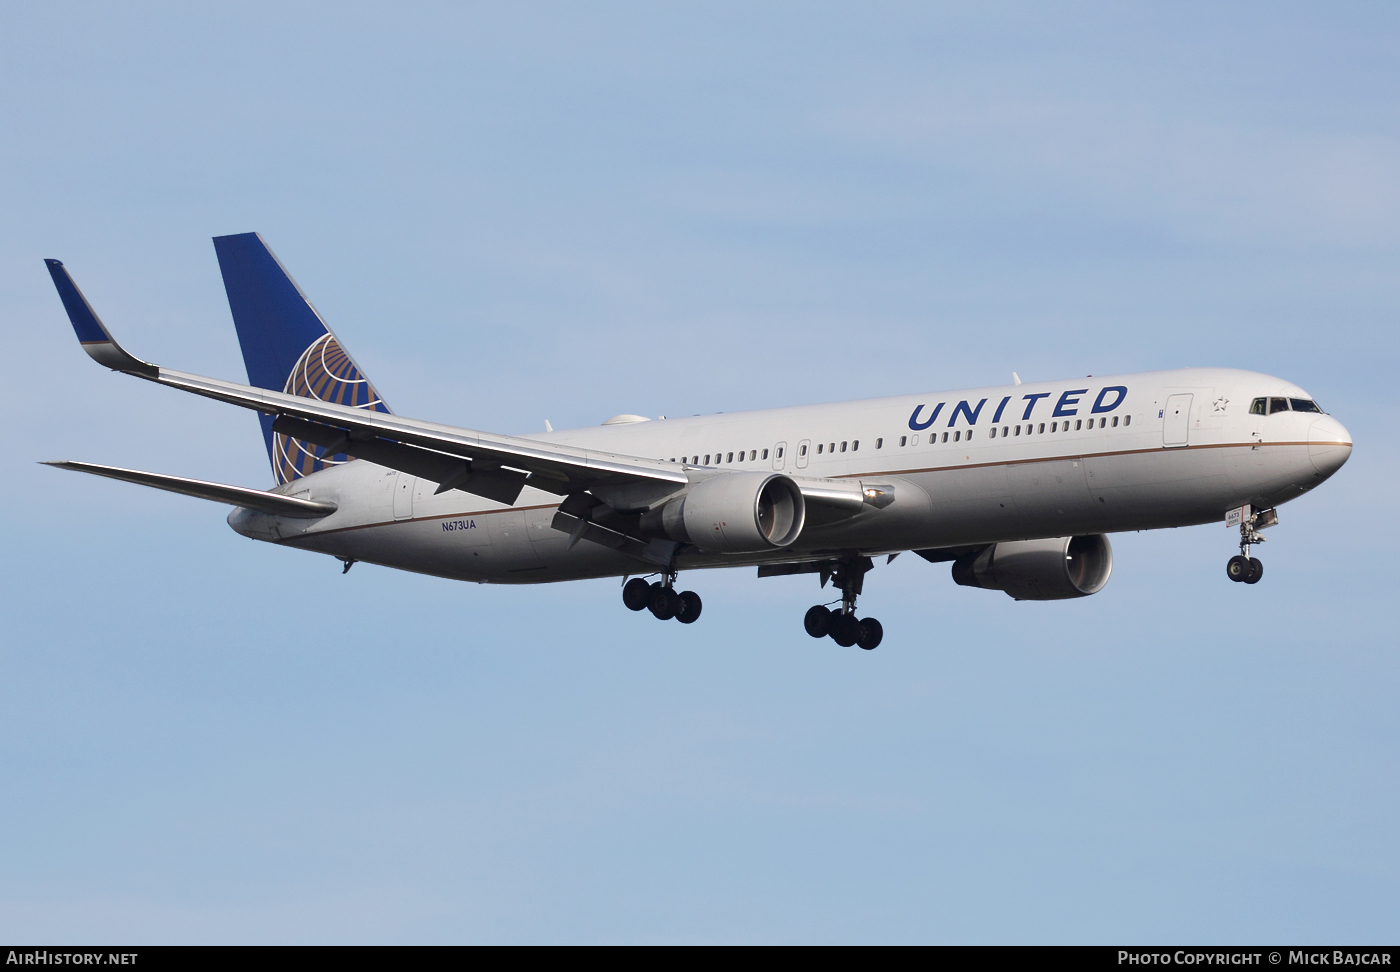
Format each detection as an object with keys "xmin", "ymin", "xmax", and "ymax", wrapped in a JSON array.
[{"xmin": 44, "ymin": 259, "xmax": 159, "ymax": 378}]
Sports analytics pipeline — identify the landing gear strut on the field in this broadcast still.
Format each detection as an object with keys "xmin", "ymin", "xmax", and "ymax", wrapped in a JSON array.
[
  {"xmin": 803, "ymin": 557, "xmax": 883, "ymax": 650},
  {"xmin": 1226, "ymin": 508, "xmax": 1274, "ymax": 585},
  {"xmin": 623, "ymin": 573, "xmax": 702, "ymax": 624}
]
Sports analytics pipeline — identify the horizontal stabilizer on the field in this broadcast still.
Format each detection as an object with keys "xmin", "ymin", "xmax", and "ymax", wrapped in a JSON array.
[
  {"xmin": 42, "ymin": 461, "xmax": 338, "ymax": 518},
  {"xmin": 43, "ymin": 260, "xmax": 158, "ymax": 378}
]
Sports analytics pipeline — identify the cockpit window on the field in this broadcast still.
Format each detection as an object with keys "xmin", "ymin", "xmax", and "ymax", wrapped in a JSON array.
[
  {"xmin": 1249, "ymin": 398, "xmax": 1267, "ymax": 415},
  {"xmin": 1290, "ymin": 398, "xmax": 1323, "ymax": 414},
  {"xmin": 1269, "ymin": 398, "xmax": 1290, "ymax": 414}
]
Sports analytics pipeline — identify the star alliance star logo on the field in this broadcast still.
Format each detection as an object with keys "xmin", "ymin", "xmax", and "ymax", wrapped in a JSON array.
[{"xmin": 1213, "ymin": 397, "xmax": 1229, "ymax": 411}]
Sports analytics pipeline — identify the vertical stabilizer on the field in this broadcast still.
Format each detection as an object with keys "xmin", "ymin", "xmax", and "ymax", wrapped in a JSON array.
[{"xmin": 212, "ymin": 233, "xmax": 391, "ymax": 484}]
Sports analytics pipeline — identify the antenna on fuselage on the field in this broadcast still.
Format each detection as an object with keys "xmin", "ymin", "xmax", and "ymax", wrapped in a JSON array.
[{"xmin": 1013, "ymin": 372, "xmax": 1022, "ymax": 385}]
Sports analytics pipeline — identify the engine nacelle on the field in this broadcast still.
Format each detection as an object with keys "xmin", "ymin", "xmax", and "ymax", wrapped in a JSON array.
[
  {"xmin": 951, "ymin": 535, "xmax": 1113, "ymax": 600},
  {"xmin": 640, "ymin": 471, "xmax": 805, "ymax": 554}
]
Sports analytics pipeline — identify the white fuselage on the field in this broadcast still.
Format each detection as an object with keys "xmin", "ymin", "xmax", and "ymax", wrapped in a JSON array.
[{"xmin": 228, "ymin": 367, "xmax": 1352, "ymax": 583}]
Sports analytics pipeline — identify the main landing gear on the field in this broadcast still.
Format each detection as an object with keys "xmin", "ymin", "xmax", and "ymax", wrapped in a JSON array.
[
  {"xmin": 623, "ymin": 574, "xmax": 702, "ymax": 624},
  {"xmin": 803, "ymin": 557, "xmax": 883, "ymax": 650},
  {"xmin": 1226, "ymin": 507, "xmax": 1276, "ymax": 585}
]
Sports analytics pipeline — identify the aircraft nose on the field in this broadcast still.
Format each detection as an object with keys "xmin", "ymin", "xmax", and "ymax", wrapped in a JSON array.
[{"xmin": 1308, "ymin": 415, "xmax": 1352, "ymax": 480}]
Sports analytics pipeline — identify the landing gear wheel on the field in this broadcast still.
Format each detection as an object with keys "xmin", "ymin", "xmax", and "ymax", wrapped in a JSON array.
[
  {"xmin": 1226, "ymin": 555, "xmax": 1249, "ymax": 582},
  {"xmin": 1244, "ymin": 557, "xmax": 1263, "ymax": 584},
  {"xmin": 830, "ymin": 612, "xmax": 860, "ymax": 648},
  {"xmin": 675, "ymin": 590, "xmax": 703, "ymax": 624},
  {"xmin": 623, "ymin": 577, "xmax": 652, "ymax": 611},
  {"xmin": 856, "ymin": 618, "xmax": 883, "ymax": 651},
  {"xmin": 649, "ymin": 587, "xmax": 679, "ymax": 620},
  {"xmin": 803, "ymin": 605, "xmax": 832, "ymax": 638}
]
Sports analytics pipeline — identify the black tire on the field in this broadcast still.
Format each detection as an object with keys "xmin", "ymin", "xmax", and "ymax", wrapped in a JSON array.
[
  {"xmin": 649, "ymin": 587, "xmax": 678, "ymax": 620},
  {"xmin": 856, "ymin": 617, "xmax": 883, "ymax": 651},
  {"xmin": 623, "ymin": 577, "xmax": 652, "ymax": 611},
  {"xmin": 1244, "ymin": 557, "xmax": 1263, "ymax": 585},
  {"xmin": 676, "ymin": 590, "xmax": 703, "ymax": 624},
  {"xmin": 803, "ymin": 605, "xmax": 831, "ymax": 638},
  {"xmin": 1226, "ymin": 555, "xmax": 1249, "ymax": 582},
  {"xmin": 830, "ymin": 612, "xmax": 860, "ymax": 648}
]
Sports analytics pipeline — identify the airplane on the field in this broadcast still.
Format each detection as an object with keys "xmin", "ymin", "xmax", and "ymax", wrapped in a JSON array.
[{"xmin": 42, "ymin": 233, "xmax": 1353, "ymax": 650}]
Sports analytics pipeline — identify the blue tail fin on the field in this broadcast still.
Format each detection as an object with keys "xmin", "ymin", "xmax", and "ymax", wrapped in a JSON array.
[{"xmin": 213, "ymin": 233, "xmax": 391, "ymax": 485}]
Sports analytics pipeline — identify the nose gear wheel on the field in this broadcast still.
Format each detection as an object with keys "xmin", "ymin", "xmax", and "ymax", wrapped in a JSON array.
[{"xmin": 1226, "ymin": 508, "xmax": 1272, "ymax": 585}]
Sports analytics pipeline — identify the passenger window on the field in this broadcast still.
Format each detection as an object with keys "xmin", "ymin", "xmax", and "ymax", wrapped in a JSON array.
[
  {"xmin": 954, "ymin": 431, "xmax": 961, "ymax": 442},
  {"xmin": 942, "ymin": 432, "xmax": 949, "ymax": 443},
  {"xmin": 1250, "ymin": 398, "xmax": 1267, "ymax": 415},
  {"xmin": 799, "ymin": 444, "xmax": 807, "ymax": 456},
  {"xmin": 1014, "ymin": 425, "xmax": 1021, "ymax": 435},
  {"xmin": 967, "ymin": 430, "xmax": 974, "ymax": 439},
  {"xmin": 763, "ymin": 449, "xmax": 770, "ymax": 460},
  {"xmin": 1075, "ymin": 420, "xmax": 1082, "ymax": 430},
  {"xmin": 1038, "ymin": 423, "xmax": 1045, "ymax": 433},
  {"xmin": 775, "ymin": 447, "xmax": 782, "ymax": 458},
  {"xmin": 852, "ymin": 440, "xmax": 859, "ymax": 451},
  {"xmin": 1290, "ymin": 399, "xmax": 1323, "ymax": 414},
  {"xmin": 1123, "ymin": 416, "xmax": 1131, "ymax": 426},
  {"xmin": 817, "ymin": 444, "xmax": 823, "ymax": 454},
  {"xmin": 737, "ymin": 451, "xmax": 744, "ymax": 462},
  {"xmin": 840, "ymin": 441, "xmax": 847, "ymax": 453},
  {"xmin": 1112, "ymin": 416, "xmax": 1118, "ymax": 427},
  {"xmin": 750, "ymin": 450, "xmax": 757, "ymax": 460},
  {"xmin": 1269, "ymin": 398, "xmax": 1289, "ymax": 414},
  {"xmin": 899, "ymin": 435, "xmax": 907, "ymax": 447},
  {"xmin": 704, "ymin": 454, "xmax": 710, "ymax": 465},
  {"xmin": 829, "ymin": 443, "xmax": 835, "ymax": 453},
  {"xmin": 910, "ymin": 434, "xmax": 920, "ymax": 446},
  {"xmin": 875, "ymin": 438, "xmax": 883, "ymax": 449},
  {"xmin": 1051, "ymin": 422, "xmax": 1058, "ymax": 432},
  {"xmin": 1099, "ymin": 418, "xmax": 1106, "ymax": 428}
]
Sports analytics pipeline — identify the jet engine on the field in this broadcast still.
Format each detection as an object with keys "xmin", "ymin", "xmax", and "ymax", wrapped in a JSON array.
[
  {"xmin": 640, "ymin": 471, "xmax": 805, "ymax": 554},
  {"xmin": 951, "ymin": 535, "xmax": 1113, "ymax": 600}
]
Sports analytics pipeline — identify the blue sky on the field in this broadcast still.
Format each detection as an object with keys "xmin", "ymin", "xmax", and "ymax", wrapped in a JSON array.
[{"xmin": 1, "ymin": 2, "xmax": 1397, "ymax": 943}]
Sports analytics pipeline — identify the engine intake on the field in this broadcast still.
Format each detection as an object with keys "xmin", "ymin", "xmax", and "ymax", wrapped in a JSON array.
[
  {"xmin": 952, "ymin": 535, "xmax": 1113, "ymax": 600},
  {"xmin": 641, "ymin": 472, "xmax": 805, "ymax": 553}
]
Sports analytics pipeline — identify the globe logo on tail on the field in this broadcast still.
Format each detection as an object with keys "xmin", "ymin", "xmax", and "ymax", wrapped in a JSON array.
[{"xmin": 272, "ymin": 333, "xmax": 389, "ymax": 484}]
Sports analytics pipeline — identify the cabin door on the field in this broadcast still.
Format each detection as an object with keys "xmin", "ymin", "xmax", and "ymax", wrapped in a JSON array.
[
  {"xmin": 1162, "ymin": 394, "xmax": 1192, "ymax": 448},
  {"xmin": 393, "ymin": 472, "xmax": 415, "ymax": 520}
]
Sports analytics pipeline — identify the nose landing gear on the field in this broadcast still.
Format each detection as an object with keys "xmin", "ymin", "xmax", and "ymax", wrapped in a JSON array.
[
  {"xmin": 1226, "ymin": 507, "xmax": 1275, "ymax": 585},
  {"xmin": 623, "ymin": 574, "xmax": 703, "ymax": 624},
  {"xmin": 1226, "ymin": 554, "xmax": 1262, "ymax": 584},
  {"xmin": 802, "ymin": 557, "xmax": 883, "ymax": 650}
]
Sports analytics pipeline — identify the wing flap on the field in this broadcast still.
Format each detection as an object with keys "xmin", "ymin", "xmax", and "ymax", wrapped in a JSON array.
[{"xmin": 270, "ymin": 415, "xmax": 529, "ymax": 506}]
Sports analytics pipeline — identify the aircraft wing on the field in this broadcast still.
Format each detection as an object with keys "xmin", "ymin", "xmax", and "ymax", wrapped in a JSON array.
[{"xmin": 47, "ymin": 258, "xmax": 814, "ymax": 509}]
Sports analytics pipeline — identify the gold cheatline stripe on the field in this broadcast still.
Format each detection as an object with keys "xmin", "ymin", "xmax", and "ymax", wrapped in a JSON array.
[{"xmin": 278, "ymin": 439, "xmax": 1345, "ymax": 542}]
